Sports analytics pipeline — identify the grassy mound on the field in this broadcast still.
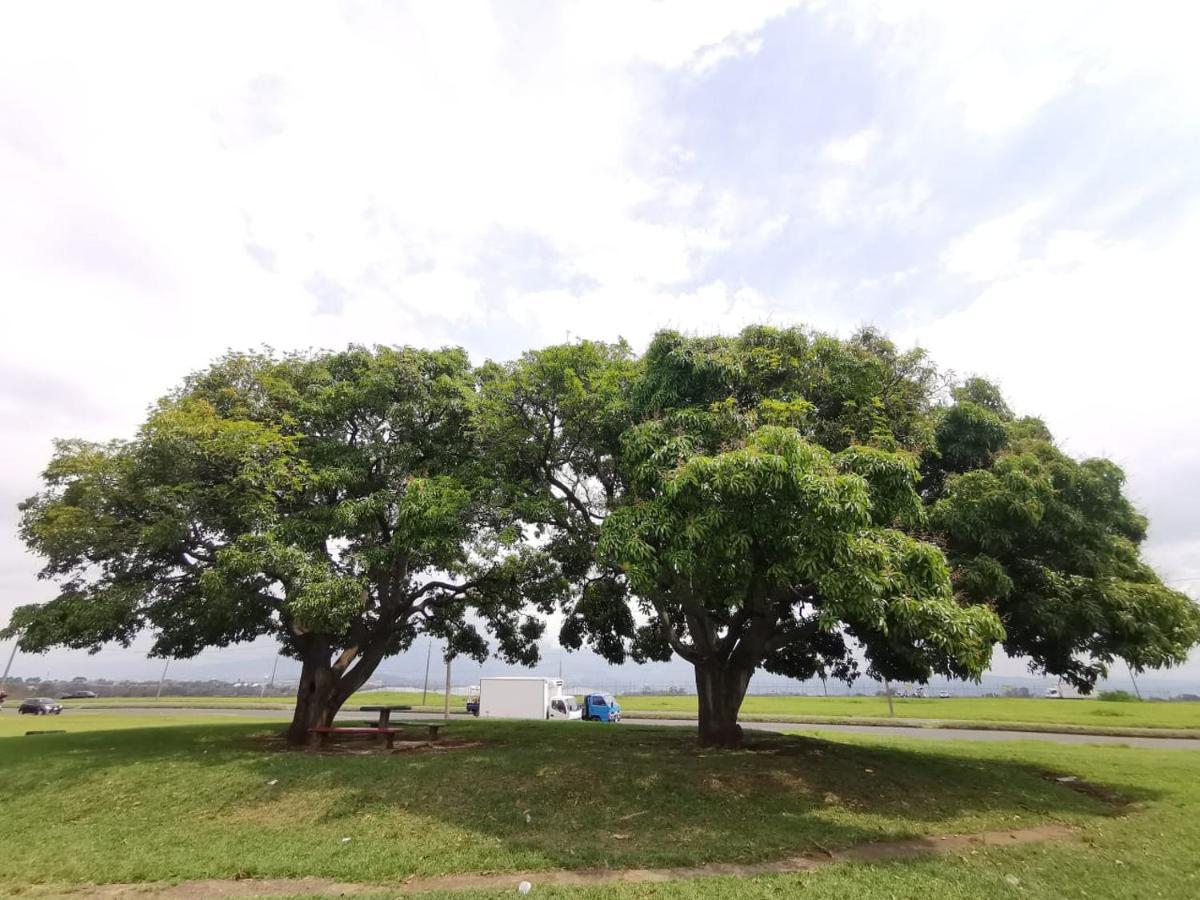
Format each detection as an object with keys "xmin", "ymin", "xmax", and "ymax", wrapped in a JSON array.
[{"xmin": 0, "ymin": 716, "xmax": 1110, "ymax": 888}]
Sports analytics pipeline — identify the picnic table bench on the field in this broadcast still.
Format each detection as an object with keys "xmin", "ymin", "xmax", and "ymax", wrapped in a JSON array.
[
  {"xmin": 395, "ymin": 721, "xmax": 446, "ymax": 741},
  {"xmin": 360, "ymin": 705, "xmax": 412, "ymax": 728},
  {"xmin": 310, "ymin": 725, "xmax": 406, "ymax": 749},
  {"xmin": 310, "ymin": 720, "xmax": 447, "ymax": 749}
]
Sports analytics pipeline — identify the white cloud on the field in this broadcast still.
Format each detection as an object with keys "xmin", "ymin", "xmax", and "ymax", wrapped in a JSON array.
[
  {"xmin": 393, "ymin": 270, "xmax": 486, "ymax": 325},
  {"xmin": 941, "ymin": 202, "xmax": 1046, "ymax": 282},
  {"xmin": 0, "ymin": 1, "xmax": 797, "ymax": 636},
  {"xmin": 691, "ymin": 34, "xmax": 765, "ymax": 76},
  {"xmin": 564, "ymin": 0, "xmax": 800, "ymax": 71},
  {"xmin": 506, "ymin": 280, "xmax": 774, "ymax": 348},
  {"xmin": 830, "ymin": 0, "xmax": 1200, "ymax": 137},
  {"xmin": 754, "ymin": 214, "xmax": 790, "ymax": 243},
  {"xmin": 906, "ymin": 217, "xmax": 1200, "ymax": 586},
  {"xmin": 947, "ymin": 55, "xmax": 1079, "ymax": 138},
  {"xmin": 822, "ymin": 128, "xmax": 879, "ymax": 164},
  {"xmin": 811, "ymin": 176, "xmax": 931, "ymax": 229},
  {"xmin": 0, "ymin": 0, "xmax": 799, "ymax": 371},
  {"xmin": 3, "ymin": 0, "xmax": 1199, "ymax": 682}
]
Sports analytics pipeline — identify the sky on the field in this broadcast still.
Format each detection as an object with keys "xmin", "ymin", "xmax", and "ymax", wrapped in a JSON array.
[{"xmin": 1, "ymin": 0, "xmax": 1198, "ymax": 688}]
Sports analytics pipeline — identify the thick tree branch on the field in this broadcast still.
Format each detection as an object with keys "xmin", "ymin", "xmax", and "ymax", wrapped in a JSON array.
[
  {"xmin": 409, "ymin": 577, "xmax": 484, "ymax": 601},
  {"xmin": 332, "ymin": 643, "xmax": 359, "ymax": 673},
  {"xmin": 547, "ymin": 472, "xmax": 604, "ymax": 524},
  {"xmin": 716, "ymin": 608, "xmax": 753, "ymax": 656},
  {"xmin": 650, "ymin": 598, "xmax": 703, "ymax": 664}
]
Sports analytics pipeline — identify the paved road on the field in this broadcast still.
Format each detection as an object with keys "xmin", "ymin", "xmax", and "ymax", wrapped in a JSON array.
[{"xmin": 49, "ymin": 705, "xmax": 1200, "ymax": 749}]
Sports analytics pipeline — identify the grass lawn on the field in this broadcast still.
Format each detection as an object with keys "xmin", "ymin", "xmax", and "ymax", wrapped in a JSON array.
[
  {"xmin": 55, "ymin": 692, "xmax": 1200, "ymax": 735},
  {"xmin": 395, "ymin": 731, "xmax": 1200, "ymax": 900},
  {"xmin": 619, "ymin": 693, "xmax": 1200, "ymax": 731},
  {"xmin": 0, "ymin": 712, "xmax": 1139, "ymax": 892},
  {"xmin": 0, "ymin": 709, "xmax": 277, "ymax": 734}
]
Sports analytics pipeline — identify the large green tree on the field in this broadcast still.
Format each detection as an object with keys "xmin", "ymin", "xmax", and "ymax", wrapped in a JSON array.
[
  {"xmin": 9, "ymin": 328, "xmax": 1197, "ymax": 749},
  {"xmin": 6, "ymin": 346, "xmax": 565, "ymax": 743},
  {"xmin": 926, "ymin": 380, "xmax": 1200, "ymax": 690},
  {"xmin": 475, "ymin": 340, "xmax": 639, "ymax": 657},
  {"xmin": 486, "ymin": 326, "xmax": 1199, "ymax": 746}
]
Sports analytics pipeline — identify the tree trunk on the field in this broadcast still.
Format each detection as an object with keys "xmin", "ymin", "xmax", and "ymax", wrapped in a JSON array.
[
  {"xmin": 695, "ymin": 661, "xmax": 752, "ymax": 748},
  {"xmin": 286, "ymin": 654, "xmax": 341, "ymax": 745}
]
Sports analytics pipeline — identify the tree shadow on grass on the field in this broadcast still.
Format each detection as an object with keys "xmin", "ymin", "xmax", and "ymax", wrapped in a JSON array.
[{"xmin": 0, "ymin": 719, "xmax": 1166, "ymax": 884}]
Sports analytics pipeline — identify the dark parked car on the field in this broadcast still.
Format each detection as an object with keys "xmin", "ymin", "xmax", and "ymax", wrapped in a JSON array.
[
  {"xmin": 19, "ymin": 697, "xmax": 63, "ymax": 715},
  {"xmin": 61, "ymin": 690, "xmax": 98, "ymax": 699}
]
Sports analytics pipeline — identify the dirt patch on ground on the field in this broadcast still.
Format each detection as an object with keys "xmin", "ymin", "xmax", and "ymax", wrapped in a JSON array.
[
  {"xmin": 1037, "ymin": 771, "xmax": 1133, "ymax": 808},
  {"xmin": 251, "ymin": 734, "xmax": 487, "ymax": 756},
  {"xmin": 30, "ymin": 823, "xmax": 1079, "ymax": 898}
]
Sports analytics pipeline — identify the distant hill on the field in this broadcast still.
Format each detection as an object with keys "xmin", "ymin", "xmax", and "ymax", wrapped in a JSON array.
[{"xmin": 8, "ymin": 635, "xmax": 1197, "ymax": 699}]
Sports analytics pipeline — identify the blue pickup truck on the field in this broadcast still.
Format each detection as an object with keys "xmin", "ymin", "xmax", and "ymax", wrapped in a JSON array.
[{"xmin": 581, "ymin": 693, "xmax": 621, "ymax": 722}]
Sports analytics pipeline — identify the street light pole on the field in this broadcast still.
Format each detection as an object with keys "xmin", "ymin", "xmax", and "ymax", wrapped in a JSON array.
[
  {"xmin": 422, "ymin": 639, "xmax": 432, "ymax": 705},
  {"xmin": 155, "ymin": 658, "xmax": 170, "ymax": 700},
  {"xmin": 1127, "ymin": 662, "xmax": 1143, "ymax": 700},
  {"xmin": 1, "ymin": 639, "xmax": 18, "ymax": 696},
  {"xmin": 443, "ymin": 653, "xmax": 452, "ymax": 721},
  {"xmin": 261, "ymin": 654, "xmax": 280, "ymax": 698}
]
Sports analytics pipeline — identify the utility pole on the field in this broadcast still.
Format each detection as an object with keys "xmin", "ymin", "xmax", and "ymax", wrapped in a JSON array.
[
  {"xmin": 421, "ymin": 639, "xmax": 432, "ymax": 705},
  {"xmin": 1127, "ymin": 662, "xmax": 1143, "ymax": 700},
  {"xmin": 443, "ymin": 653, "xmax": 452, "ymax": 721},
  {"xmin": 1, "ymin": 639, "xmax": 18, "ymax": 696},
  {"xmin": 261, "ymin": 654, "xmax": 280, "ymax": 698},
  {"xmin": 155, "ymin": 658, "xmax": 170, "ymax": 700}
]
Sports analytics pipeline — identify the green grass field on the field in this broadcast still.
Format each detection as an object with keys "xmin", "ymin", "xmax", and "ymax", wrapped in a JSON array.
[
  {"xmin": 619, "ymin": 693, "xmax": 1200, "ymax": 731},
  {"xmin": 0, "ymin": 709, "xmax": 270, "ymax": 734},
  {"xmin": 53, "ymin": 692, "xmax": 1200, "ymax": 734},
  {"xmin": 1, "ymin": 711, "xmax": 1198, "ymax": 898}
]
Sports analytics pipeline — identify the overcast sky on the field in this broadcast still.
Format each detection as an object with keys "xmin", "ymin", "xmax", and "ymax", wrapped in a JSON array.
[{"xmin": 2, "ymin": 1, "xmax": 1198, "ymax": 685}]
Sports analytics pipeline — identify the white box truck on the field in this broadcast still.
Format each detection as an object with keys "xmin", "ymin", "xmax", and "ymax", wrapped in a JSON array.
[{"xmin": 477, "ymin": 677, "xmax": 582, "ymax": 720}]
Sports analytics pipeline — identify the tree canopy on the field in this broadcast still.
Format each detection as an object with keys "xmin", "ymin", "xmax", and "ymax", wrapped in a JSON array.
[
  {"xmin": 8, "ymin": 346, "xmax": 566, "ymax": 742},
  {"xmin": 6, "ymin": 326, "xmax": 1198, "ymax": 748},
  {"xmin": 928, "ymin": 391, "xmax": 1198, "ymax": 690},
  {"xmin": 488, "ymin": 326, "xmax": 1200, "ymax": 745}
]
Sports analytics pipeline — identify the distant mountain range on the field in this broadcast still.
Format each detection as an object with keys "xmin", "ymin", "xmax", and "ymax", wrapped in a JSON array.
[{"xmin": 9, "ymin": 637, "xmax": 1198, "ymax": 699}]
